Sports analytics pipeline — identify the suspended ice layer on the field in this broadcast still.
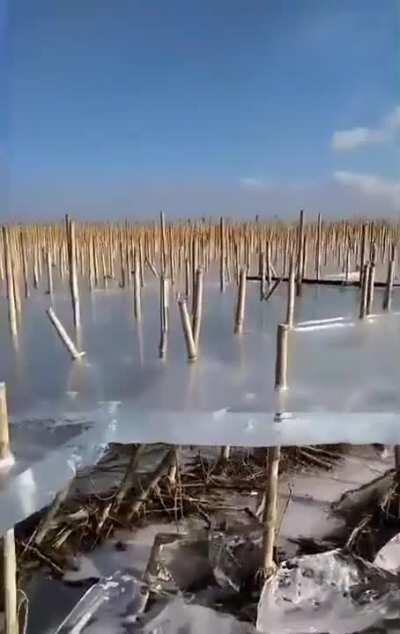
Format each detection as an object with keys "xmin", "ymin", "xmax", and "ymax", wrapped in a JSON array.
[
  {"xmin": 3, "ymin": 285, "xmax": 400, "ymax": 418},
  {"xmin": 2, "ymin": 403, "xmax": 400, "ymax": 535}
]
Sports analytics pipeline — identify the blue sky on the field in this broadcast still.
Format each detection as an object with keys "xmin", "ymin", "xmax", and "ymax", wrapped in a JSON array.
[{"xmin": 3, "ymin": 0, "xmax": 400, "ymax": 219}]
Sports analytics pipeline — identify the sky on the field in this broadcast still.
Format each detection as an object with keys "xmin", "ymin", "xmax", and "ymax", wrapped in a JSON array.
[{"xmin": 2, "ymin": 0, "xmax": 400, "ymax": 220}]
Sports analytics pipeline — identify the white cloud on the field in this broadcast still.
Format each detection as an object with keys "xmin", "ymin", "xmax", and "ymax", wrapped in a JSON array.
[
  {"xmin": 334, "ymin": 170, "xmax": 400, "ymax": 208},
  {"xmin": 332, "ymin": 127, "xmax": 387, "ymax": 151},
  {"xmin": 385, "ymin": 106, "xmax": 400, "ymax": 130},
  {"xmin": 332, "ymin": 105, "xmax": 400, "ymax": 151},
  {"xmin": 239, "ymin": 177, "xmax": 268, "ymax": 190}
]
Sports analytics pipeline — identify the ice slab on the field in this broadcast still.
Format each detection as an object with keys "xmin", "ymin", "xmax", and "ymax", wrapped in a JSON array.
[
  {"xmin": 374, "ymin": 533, "xmax": 400, "ymax": 574},
  {"xmin": 138, "ymin": 596, "xmax": 257, "ymax": 633},
  {"xmin": 257, "ymin": 549, "xmax": 400, "ymax": 633},
  {"xmin": 0, "ymin": 415, "xmax": 107, "ymax": 534},
  {"xmin": 56, "ymin": 574, "xmax": 257, "ymax": 633},
  {"xmin": 55, "ymin": 570, "xmax": 141, "ymax": 633},
  {"xmin": 2, "ymin": 406, "xmax": 400, "ymax": 534}
]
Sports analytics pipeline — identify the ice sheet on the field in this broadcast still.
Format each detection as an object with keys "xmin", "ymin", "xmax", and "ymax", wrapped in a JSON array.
[
  {"xmin": 2, "ymin": 407, "xmax": 400, "ymax": 535},
  {"xmin": 0, "ymin": 415, "xmax": 107, "ymax": 533},
  {"xmin": 257, "ymin": 549, "xmax": 400, "ymax": 633},
  {"xmin": 1, "ymin": 282, "xmax": 400, "ymax": 416}
]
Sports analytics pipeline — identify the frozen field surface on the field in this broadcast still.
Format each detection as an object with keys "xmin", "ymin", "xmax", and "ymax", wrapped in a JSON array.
[{"xmin": 1, "ymin": 281, "xmax": 400, "ymax": 416}]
